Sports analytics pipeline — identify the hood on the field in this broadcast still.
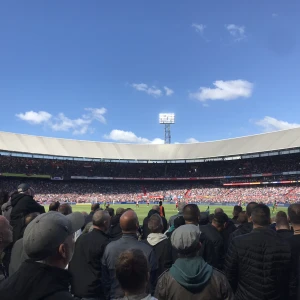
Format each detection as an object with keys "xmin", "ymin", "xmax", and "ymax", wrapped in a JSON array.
[
  {"xmin": 11, "ymin": 194, "xmax": 32, "ymax": 207},
  {"xmin": 111, "ymin": 214, "xmax": 121, "ymax": 226},
  {"xmin": 169, "ymin": 257, "xmax": 213, "ymax": 293},
  {"xmin": 147, "ymin": 233, "xmax": 168, "ymax": 246},
  {"xmin": 0, "ymin": 260, "xmax": 71, "ymax": 300},
  {"xmin": 238, "ymin": 222, "xmax": 253, "ymax": 234},
  {"xmin": 147, "ymin": 209, "xmax": 159, "ymax": 218}
]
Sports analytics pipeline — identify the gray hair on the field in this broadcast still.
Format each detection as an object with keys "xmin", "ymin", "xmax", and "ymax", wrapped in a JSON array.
[
  {"xmin": 93, "ymin": 210, "xmax": 110, "ymax": 228},
  {"xmin": 148, "ymin": 214, "xmax": 163, "ymax": 233}
]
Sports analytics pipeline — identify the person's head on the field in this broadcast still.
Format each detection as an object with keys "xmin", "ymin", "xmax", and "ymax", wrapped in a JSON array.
[
  {"xmin": 116, "ymin": 207, "xmax": 125, "ymax": 216},
  {"xmin": 178, "ymin": 202, "xmax": 186, "ymax": 213},
  {"xmin": 237, "ymin": 211, "xmax": 248, "ymax": 224},
  {"xmin": 214, "ymin": 208, "xmax": 224, "ymax": 214},
  {"xmin": 288, "ymin": 203, "xmax": 300, "ymax": 227},
  {"xmin": 152, "ymin": 205, "xmax": 159, "ymax": 212},
  {"xmin": 171, "ymin": 224, "xmax": 201, "ymax": 258},
  {"xmin": 0, "ymin": 190, "xmax": 9, "ymax": 207},
  {"xmin": 183, "ymin": 204, "xmax": 200, "ymax": 225},
  {"xmin": 275, "ymin": 217, "xmax": 290, "ymax": 231},
  {"xmin": 91, "ymin": 203, "xmax": 100, "ymax": 212},
  {"xmin": 93, "ymin": 210, "xmax": 111, "ymax": 232},
  {"xmin": 106, "ymin": 207, "xmax": 115, "ymax": 217},
  {"xmin": 120, "ymin": 210, "xmax": 139, "ymax": 234},
  {"xmin": 148, "ymin": 214, "xmax": 163, "ymax": 234},
  {"xmin": 212, "ymin": 212, "xmax": 228, "ymax": 232},
  {"xmin": 116, "ymin": 249, "xmax": 149, "ymax": 296},
  {"xmin": 58, "ymin": 203, "xmax": 72, "ymax": 216},
  {"xmin": 159, "ymin": 201, "xmax": 163, "ymax": 206},
  {"xmin": 233, "ymin": 205, "xmax": 243, "ymax": 218},
  {"xmin": 246, "ymin": 202, "xmax": 258, "ymax": 220},
  {"xmin": 276, "ymin": 211, "xmax": 287, "ymax": 219},
  {"xmin": 199, "ymin": 212, "xmax": 209, "ymax": 225},
  {"xmin": 49, "ymin": 201, "xmax": 60, "ymax": 212},
  {"xmin": 81, "ymin": 211, "xmax": 88, "ymax": 217},
  {"xmin": 250, "ymin": 204, "xmax": 271, "ymax": 227},
  {"xmin": 17, "ymin": 183, "xmax": 35, "ymax": 197},
  {"xmin": 0, "ymin": 216, "xmax": 13, "ymax": 251},
  {"xmin": 25, "ymin": 212, "xmax": 40, "ymax": 226},
  {"xmin": 23, "ymin": 211, "xmax": 84, "ymax": 269}
]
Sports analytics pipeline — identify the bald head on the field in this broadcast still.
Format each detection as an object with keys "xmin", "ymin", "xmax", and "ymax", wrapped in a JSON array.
[
  {"xmin": 214, "ymin": 208, "xmax": 224, "ymax": 214},
  {"xmin": 120, "ymin": 210, "xmax": 139, "ymax": 233},
  {"xmin": 93, "ymin": 210, "xmax": 111, "ymax": 231},
  {"xmin": 152, "ymin": 205, "xmax": 159, "ymax": 212}
]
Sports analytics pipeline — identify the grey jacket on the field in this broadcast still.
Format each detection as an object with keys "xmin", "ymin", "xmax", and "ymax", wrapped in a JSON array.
[
  {"xmin": 102, "ymin": 233, "xmax": 158, "ymax": 299},
  {"xmin": 9, "ymin": 238, "xmax": 28, "ymax": 276}
]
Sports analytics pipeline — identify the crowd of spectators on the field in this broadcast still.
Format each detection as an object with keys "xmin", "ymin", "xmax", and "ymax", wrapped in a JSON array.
[
  {"xmin": 1, "ymin": 152, "xmax": 300, "ymax": 179},
  {"xmin": 1, "ymin": 183, "xmax": 300, "ymax": 299}
]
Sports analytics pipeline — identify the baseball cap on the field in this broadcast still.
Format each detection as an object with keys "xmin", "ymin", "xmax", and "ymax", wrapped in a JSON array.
[
  {"xmin": 18, "ymin": 183, "xmax": 31, "ymax": 193},
  {"xmin": 23, "ymin": 211, "xmax": 84, "ymax": 261},
  {"xmin": 171, "ymin": 224, "xmax": 201, "ymax": 254}
]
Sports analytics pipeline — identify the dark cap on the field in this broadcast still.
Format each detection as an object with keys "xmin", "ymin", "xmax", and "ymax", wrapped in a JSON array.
[
  {"xmin": 23, "ymin": 211, "xmax": 84, "ymax": 261},
  {"xmin": 171, "ymin": 224, "xmax": 201, "ymax": 254},
  {"xmin": 18, "ymin": 183, "xmax": 31, "ymax": 193}
]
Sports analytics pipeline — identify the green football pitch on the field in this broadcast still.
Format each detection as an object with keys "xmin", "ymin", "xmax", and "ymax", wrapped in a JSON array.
[{"xmin": 66, "ymin": 204, "xmax": 287, "ymax": 224}]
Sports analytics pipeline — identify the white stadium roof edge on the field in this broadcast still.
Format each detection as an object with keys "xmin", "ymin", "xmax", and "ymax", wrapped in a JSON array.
[{"xmin": 1, "ymin": 129, "xmax": 300, "ymax": 161}]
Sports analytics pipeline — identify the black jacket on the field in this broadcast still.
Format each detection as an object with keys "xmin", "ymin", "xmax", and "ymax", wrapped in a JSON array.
[
  {"xmin": 143, "ymin": 234, "xmax": 173, "ymax": 277},
  {"xmin": 277, "ymin": 229, "xmax": 293, "ymax": 240},
  {"xmin": 109, "ymin": 214, "xmax": 122, "ymax": 241},
  {"xmin": 227, "ymin": 222, "xmax": 253, "ymax": 248},
  {"xmin": 0, "ymin": 260, "xmax": 73, "ymax": 300},
  {"xmin": 222, "ymin": 219, "xmax": 237, "ymax": 251},
  {"xmin": 142, "ymin": 210, "xmax": 168, "ymax": 239},
  {"xmin": 200, "ymin": 224, "xmax": 225, "ymax": 269},
  {"xmin": 69, "ymin": 228, "xmax": 110, "ymax": 299},
  {"xmin": 224, "ymin": 227, "xmax": 292, "ymax": 300},
  {"xmin": 10, "ymin": 194, "xmax": 45, "ymax": 242}
]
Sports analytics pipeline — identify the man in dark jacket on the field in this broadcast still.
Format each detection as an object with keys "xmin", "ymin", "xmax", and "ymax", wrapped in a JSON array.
[
  {"xmin": 183, "ymin": 204, "xmax": 217, "ymax": 267},
  {"xmin": 155, "ymin": 224, "xmax": 233, "ymax": 300},
  {"xmin": 10, "ymin": 183, "xmax": 45, "ymax": 242},
  {"xmin": 69, "ymin": 210, "xmax": 111, "ymax": 300},
  {"xmin": 144, "ymin": 214, "xmax": 173, "ymax": 276},
  {"xmin": 142, "ymin": 206, "xmax": 167, "ymax": 239},
  {"xmin": 0, "ymin": 211, "xmax": 84, "ymax": 300},
  {"xmin": 200, "ymin": 212, "xmax": 228, "ymax": 270},
  {"xmin": 224, "ymin": 204, "xmax": 292, "ymax": 300},
  {"xmin": 227, "ymin": 201, "xmax": 257, "ymax": 247},
  {"xmin": 102, "ymin": 210, "xmax": 158, "ymax": 299},
  {"xmin": 109, "ymin": 207, "xmax": 125, "ymax": 241},
  {"xmin": 231, "ymin": 205, "xmax": 243, "ymax": 225},
  {"xmin": 275, "ymin": 216, "xmax": 293, "ymax": 240}
]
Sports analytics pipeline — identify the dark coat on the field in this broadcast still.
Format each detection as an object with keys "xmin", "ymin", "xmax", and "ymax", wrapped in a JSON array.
[
  {"xmin": 227, "ymin": 222, "xmax": 253, "ymax": 248},
  {"xmin": 222, "ymin": 219, "xmax": 237, "ymax": 251},
  {"xmin": 276, "ymin": 229, "xmax": 293, "ymax": 240},
  {"xmin": 224, "ymin": 227, "xmax": 292, "ymax": 300},
  {"xmin": 69, "ymin": 228, "xmax": 110, "ymax": 299},
  {"xmin": 10, "ymin": 194, "xmax": 45, "ymax": 242},
  {"xmin": 0, "ymin": 260, "xmax": 73, "ymax": 300},
  {"xmin": 109, "ymin": 214, "xmax": 122, "ymax": 241}
]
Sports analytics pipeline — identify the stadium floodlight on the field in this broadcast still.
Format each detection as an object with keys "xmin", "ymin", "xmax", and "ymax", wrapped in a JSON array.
[{"xmin": 159, "ymin": 113, "xmax": 175, "ymax": 144}]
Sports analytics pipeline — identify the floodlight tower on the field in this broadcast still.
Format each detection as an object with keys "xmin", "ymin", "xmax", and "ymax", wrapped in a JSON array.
[{"xmin": 159, "ymin": 113, "xmax": 175, "ymax": 144}]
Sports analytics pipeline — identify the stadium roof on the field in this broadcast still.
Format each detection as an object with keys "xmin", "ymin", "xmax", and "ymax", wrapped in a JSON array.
[{"xmin": 1, "ymin": 129, "xmax": 300, "ymax": 161}]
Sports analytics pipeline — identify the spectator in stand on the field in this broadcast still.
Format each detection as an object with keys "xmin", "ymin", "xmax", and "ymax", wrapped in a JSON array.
[
  {"xmin": 102, "ymin": 210, "xmax": 158, "ymax": 299},
  {"xmin": 275, "ymin": 216, "xmax": 293, "ymax": 240},
  {"xmin": 214, "ymin": 208, "xmax": 224, "ymax": 214},
  {"xmin": 106, "ymin": 207, "xmax": 115, "ymax": 218},
  {"xmin": 224, "ymin": 204, "xmax": 292, "ymax": 300},
  {"xmin": 236, "ymin": 211, "xmax": 248, "ymax": 226},
  {"xmin": 58, "ymin": 203, "xmax": 72, "ymax": 216},
  {"xmin": 143, "ymin": 214, "xmax": 173, "ymax": 277},
  {"xmin": 0, "ymin": 190, "xmax": 9, "ymax": 216},
  {"xmin": 69, "ymin": 210, "xmax": 111, "ymax": 300},
  {"xmin": 183, "ymin": 204, "xmax": 217, "ymax": 267},
  {"xmin": 155, "ymin": 224, "xmax": 233, "ymax": 300},
  {"xmin": 200, "ymin": 212, "xmax": 228, "ymax": 270},
  {"xmin": 232, "ymin": 205, "xmax": 243, "ymax": 225},
  {"xmin": 85, "ymin": 203, "xmax": 100, "ymax": 225},
  {"xmin": 48, "ymin": 201, "xmax": 60, "ymax": 212},
  {"xmin": 10, "ymin": 183, "xmax": 45, "ymax": 243},
  {"xmin": 1, "ymin": 191, "xmax": 17, "ymax": 223},
  {"xmin": 166, "ymin": 216, "xmax": 185, "ymax": 238},
  {"xmin": 0, "ymin": 211, "xmax": 84, "ymax": 300},
  {"xmin": 9, "ymin": 212, "xmax": 40, "ymax": 276},
  {"xmin": 109, "ymin": 207, "xmax": 125, "ymax": 241},
  {"xmin": 0, "ymin": 216, "xmax": 13, "ymax": 282},
  {"xmin": 116, "ymin": 249, "xmax": 157, "ymax": 300},
  {"xmin": 288, "ymin": 203, "xmax": 300, "ymax": 300},
  {"xmin": 159, "ymin": 201, "xmax": 165, "ymax": 218},
  {"xmin": 169, "ymin": 202, "xmax": 185, "ymax": 227},
  {"xmin": 228, "ymin": 202, "xmax": 258, "ymax": 246}
]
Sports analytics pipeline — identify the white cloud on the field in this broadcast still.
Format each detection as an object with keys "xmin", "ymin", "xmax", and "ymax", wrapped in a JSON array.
[
  {"xmin": 104, "ymin": 129, "xmax": 164, "ymax": 144},
  {"xmin": 189, "ymin": 80, "xmax": 253, "ymax": 102},
  {"xmin": 225, "ymin": 24, "xmax": 246, "ymax": 41},
  {"xmin": 272, "ymin": 13, "xmax": 278, "ymax": 18},
  {"xmin": 16, "ymin": 107, "xmax": 107, "ymax": 135},
  {"xmin": 164, "ymin": 86, "xmax": 174, "ymax": 96},
  {"xmin": 16, "ymin": 111, "xmax": 52, "ymax": 124},
  {"xmin": 255, "ymin": 116, "xmax": 300, "ymax": 132},
  {"xmin": 192, "ymin": 23, "xmax": 206, "ymax": 35},
  {"xmin": 185, "ymin": 138, "xmax": 199, "ymax": 143},
  {"xmin": 132, "ymin": 83, "xmax": 162, "ymax": 97}
]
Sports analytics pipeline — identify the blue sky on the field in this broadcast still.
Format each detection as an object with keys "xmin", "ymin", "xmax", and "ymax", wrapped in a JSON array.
[{"xmin": 0, "ymin": 1, "xmax": 299, "ymax": 144}]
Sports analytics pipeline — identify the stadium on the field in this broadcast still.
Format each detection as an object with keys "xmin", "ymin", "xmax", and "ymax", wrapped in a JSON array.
[{"xmin": 1, "ymin": 128, "xmax": 300, "ymax": 220}]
